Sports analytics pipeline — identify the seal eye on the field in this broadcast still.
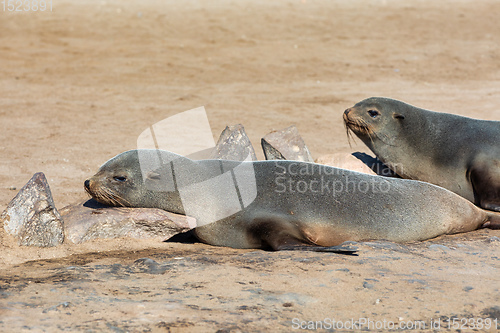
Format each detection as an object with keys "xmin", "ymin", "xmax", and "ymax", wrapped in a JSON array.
[
  {"xmin": 113, "ymin": 176, "xmax": 127, "ymax": 182},
  {"xmin": 368, "ymin": 110, "xmax": 380, "ymax": 118}
]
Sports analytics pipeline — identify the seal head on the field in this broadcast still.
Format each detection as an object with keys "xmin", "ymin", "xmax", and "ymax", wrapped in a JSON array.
[
  {"xmin": 343, "ymin": 97, "xmax": 408, "ymax": 148},
  {"xmin": 85, "ymin": 150, "xmax": 186, "ymax": 214}
]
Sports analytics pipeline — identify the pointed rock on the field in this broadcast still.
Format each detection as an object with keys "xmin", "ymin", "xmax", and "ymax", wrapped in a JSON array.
[
  {"xmin": 1, "ymin": 172, "xmax": 64, "ymax": 247},
  {"xmin": 260, "ymin": 139, "xmax": 286, "ymax": 160},
  {"xmin": 261, "ymin": 125, "xmax": 313, "ymax": 162},
  {"xmin": 209, "ymin": 124, "xmax": 257, "ymax": 161}
]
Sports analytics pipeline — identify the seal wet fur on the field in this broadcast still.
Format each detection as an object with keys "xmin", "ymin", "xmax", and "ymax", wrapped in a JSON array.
[
  {"xmin": 344, "ymin": 97, "xmax": 500, "ymax": 212},
  {"xmin": 85, "ymin": 149, "xmax": 500, "ymax": 251}
]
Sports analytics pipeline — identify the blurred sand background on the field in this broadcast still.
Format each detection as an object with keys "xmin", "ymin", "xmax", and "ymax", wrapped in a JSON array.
[{"xmin": 1, "ymin": 0, "xmax": 500, "ymax": 331}]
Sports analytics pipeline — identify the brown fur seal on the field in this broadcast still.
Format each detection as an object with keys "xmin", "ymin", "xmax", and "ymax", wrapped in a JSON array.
[
  {"xmin": 344, "ymin": 97, "xmax": 500, "ymax": 212},
  {"xmin": 85, "ymin": 149, "xmax": 500, "ymax": 251}
]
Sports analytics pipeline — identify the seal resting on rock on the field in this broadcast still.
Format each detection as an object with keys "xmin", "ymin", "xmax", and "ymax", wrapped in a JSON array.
[
  {"xmin": 85, "ymin": 149, "xmax": 500, "ymax": 251},
  {"xmin": 344, "ymin": 97, "xmax": 500, "ymax": 212}
]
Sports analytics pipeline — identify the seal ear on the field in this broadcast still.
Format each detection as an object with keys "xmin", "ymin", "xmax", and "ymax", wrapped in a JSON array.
[
  {"xmin": 393, "ymin": 113, "xmax": 405, "ymax": 120},
  {"xmin": 146, "ymin": 171, "xmax": 162, "ymax": 180}
]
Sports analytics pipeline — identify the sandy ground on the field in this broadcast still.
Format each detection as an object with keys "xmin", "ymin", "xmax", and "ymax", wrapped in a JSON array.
[{"xmin": 1, "ymin": 0, "xmax": 500, "ymax": 331}]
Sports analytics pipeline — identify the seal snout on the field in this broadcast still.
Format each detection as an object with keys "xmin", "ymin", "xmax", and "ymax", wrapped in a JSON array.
[
  {"xmin": 84, "ymin": 178, "xmax": 96, "ymax": 199},
  {"xmin": 343, "ymin": 108, "xmax": 355, "ymax": 127},
  {"xmin": 343, "ymin": 108, "xmax": 352, "ymax": 123}
]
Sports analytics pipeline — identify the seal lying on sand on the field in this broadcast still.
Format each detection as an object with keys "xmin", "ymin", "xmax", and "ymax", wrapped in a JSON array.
[
  {"xmin": 344, "ymin": 97, "xmax": 500, "ymax": 212},
  {"xmin": 85, "ymin": 149, "xmax": 500, "ymax": 251}
]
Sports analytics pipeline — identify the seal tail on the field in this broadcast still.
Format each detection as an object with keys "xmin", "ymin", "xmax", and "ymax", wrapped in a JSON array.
[{"xmin": 482, "ymin": 211, "xmax": 500, "ymax": 229}]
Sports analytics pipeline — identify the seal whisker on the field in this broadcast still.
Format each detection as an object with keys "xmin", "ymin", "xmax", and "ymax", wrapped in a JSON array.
[
  {"xmin": 99, "ymin": 189, "xmax": 115, "ymax": 206},
  {"xmin": 343, "ymin": 116, "xmax": 357, "ymax": 148},
  {"xmin": 87, "ymin": 181, "xmax": 125, "ymax": 207},
  {"xmin": 344, "ymin": 116, "xmax": 374, "ymax": 142},
  {"xmin": 102, "ymin": 187, "xmax": 130, "ymax": 207},
  {"xmin": 97, "ymin": 189, "xmax": 114, "ymax": 206},
  {"xmin": 343, "ymin": 114, "xmax": 361, "ymax": 147}
]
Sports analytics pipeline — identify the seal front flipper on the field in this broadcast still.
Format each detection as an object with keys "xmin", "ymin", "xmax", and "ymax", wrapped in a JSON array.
[
  {"xmin": 248, "ymin": 218, "xmax": 358, "ymax": 254},
  {"xmin": 248, "ymin": 218, "xmax": 312, "ymax": 251},
  {"xmin": 276, "ymin": 244, "xmax": 358, "ymax": 255}
]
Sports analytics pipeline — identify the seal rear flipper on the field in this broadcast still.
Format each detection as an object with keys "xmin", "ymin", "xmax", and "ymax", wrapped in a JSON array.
[
  {"xmin": 276, "ymin": 244, "xmax": 358, "ymax": 255},
  {"xmin": 469, "ymin": 159, "xmax": 500, "ymax": 212},
  {"xmin": 482, "ymin": 211, "xmax": 500, "ymax": 229}
]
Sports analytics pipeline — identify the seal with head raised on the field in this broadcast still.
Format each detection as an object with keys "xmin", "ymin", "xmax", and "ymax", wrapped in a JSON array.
[
  {"xmin": 344, "ymin": 97, "xmax": 500, "ymax": 212},
  {"xmin": 85, "ymin": 149, "xmax": 500, "ymax": 250}
]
